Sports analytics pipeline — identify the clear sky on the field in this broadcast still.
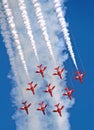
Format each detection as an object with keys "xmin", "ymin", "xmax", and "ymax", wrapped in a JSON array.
[{"xmin": 0, "ymin": 0, "xmax": 94, "ymax": 130}]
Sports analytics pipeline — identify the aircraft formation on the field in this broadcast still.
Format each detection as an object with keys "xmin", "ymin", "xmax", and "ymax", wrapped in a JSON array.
[{"xmin": 20, "ymin": 64, "xmax": 85, "ymax": 116}]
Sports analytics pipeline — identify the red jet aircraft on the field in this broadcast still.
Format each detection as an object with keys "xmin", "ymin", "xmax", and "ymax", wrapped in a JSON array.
[
  {"xmin": 36, "ymin": 102, "xmax": 48, "ymax": 115},
  {"xmin": 35, "ymin": 64, "xmax": 47, "ymax": 78},
  {"xmin": 44, "ymin": 83, "xmax": 55, "ymax": 97},
  {"xmin": 53, "ymin": 103, "xmax": 64, "ymax": 117},
  {"xmin": 20, "ymin": 101, "xmax": 31, "ymax": 115},
  {"xmin": 63, "ymin": 87, "xmax": 74, "ymax": 100},
  {"xmin": 74, "ymin": 71, "xmax": 85, "ymax": 83},
  {"xmin": 26, "ymin": 81, "xmax": 38, "ymax": 95},
  {"xmin": 53, "ymin": 66, "xmax": 64, "ymax": 79}
]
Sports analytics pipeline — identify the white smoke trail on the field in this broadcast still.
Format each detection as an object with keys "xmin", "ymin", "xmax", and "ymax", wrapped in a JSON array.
[
  {"xmin": 1, "ymin": 0, "xmax": 75, "ymax": 130},
  {"xmin": 0, "ymin": 2, "xmax": 42, "ymax": 129},
  {"xmin": 54, "ymin": 0, "xmax": 78, "ymax": 70},
  {"xmin": 0, "ymin": 8, "xmax": 17, "ymax": 80},
  {"xmin": 0, "ymin": 3, "xmax": 25, "ymax": 100},
  {"xmin": 2, "ymin": 0, "xmax": 30, "ymax": 79},
  {"xmin": 18, "ymin": 0, "xmax": 39, "ymax": 62},
  {"xmin": 32, "ymin": 0, "xmax": 55, "ymax": 63}
]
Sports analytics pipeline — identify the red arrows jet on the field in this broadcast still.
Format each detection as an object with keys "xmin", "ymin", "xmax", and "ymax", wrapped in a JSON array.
[
  {"xmin": 74, "ymin": 71, "xmax": 85, "ymax": 83},
  {"xmin": 35, "ymin": 64, "xmax": 47, "ymax": 78},
  {"xmin": 20, "ymin": 101, "xmax": 31, "ymax": 115},
  {"xmin": 53, "ymin": 66, "xmax": 64, "ymax": 79},
  {"xmin": 44, "ymin": 83, "xmax": 55, "ymax": 97},
  {"xmin": 53, "ymin": 103, "xmax": 64, "ymax": 117},
  {"xmin": 63, "ymin": 87, "xmax": 74, "ymax": 100},
  {"xmin": 26, "ymin": 81, "xmax": 38, "ymax": 95},
  {"xmin": 36, "ymin": 102, "xmax": 48, "ymax": 115}
]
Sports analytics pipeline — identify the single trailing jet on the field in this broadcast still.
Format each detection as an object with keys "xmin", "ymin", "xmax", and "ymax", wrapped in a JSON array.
[
  {"xmin": 63, "ymin": 87, "xmax": 74, "ymax": 100},
  {"xmin": 53, "ymin": 66, "xmax": 64, "ymax": 79},
  {"xmin": 35, "ymin": 64, "xmax": 47, "ymax": 78},
  {"xmin": 53, "ymin": 103, "xmax": 64, "ymax": 117},
  {"xmin": 20, "ymin": 101, "xmax": 31, "ymax": 115},
  {"xmin": 36, "ymin": 102, "xmax": 48, "ymax": 115},
  {"xmin": 74, "ymin": 71, "xmax": 85, "ymax": 83},
  {"xmin": 26, "ymin": 81, "xmax": 38, "ymax": 95},
  {"xmin": 44, "ymin": 83, "xmax": 55, "ymax": 97}
]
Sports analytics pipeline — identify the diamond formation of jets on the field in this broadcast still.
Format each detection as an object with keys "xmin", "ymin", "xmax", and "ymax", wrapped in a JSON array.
[
  {"xmin": 63, "ymin": 87, "xmax": 74, "ymax": 100},
  {"xmin": 53, "ymin": 66, "xmax": 64, "ymax": 79},
  {"xmin": 36, "ymin": 102, "xmax": 48, "ymax": 115},
  {"xmin": 74, "ymin": 71, "xmax": 85, "ymax": 83},
  {"xmin": 44, "ymin": 83, "xmax": 55, "ymax": 97},
  {"xmin": 53, "ymin": 103, "xmax": 64, "ymax": 117},
  {"xmin": 20, "ymin": 101, "xmax": 31, "ymax": 115},
  {"xmin": 20, "ymin": 64, "xmax": 85, "ymax": 116}
]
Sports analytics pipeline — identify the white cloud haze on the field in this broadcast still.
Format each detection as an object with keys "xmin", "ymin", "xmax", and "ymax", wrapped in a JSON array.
[{"xmin": 0, "ymin": 0, "xmax": 77, "ymax": 130}]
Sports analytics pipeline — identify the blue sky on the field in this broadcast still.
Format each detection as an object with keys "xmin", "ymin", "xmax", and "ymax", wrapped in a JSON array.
[
  {"xmin": 65, "ymin": 0, "xmax": 94, "ymax": 130},
  {"xmin": 0, "ymin": 35, "xmax": 15, "ymax": 129},
  {"xmin": 0, "ymin": 0, "xmax": 94, "ymax": 130}
]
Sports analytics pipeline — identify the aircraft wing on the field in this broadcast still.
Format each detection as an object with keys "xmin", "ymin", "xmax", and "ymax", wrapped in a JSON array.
[
  {"xmin": 63, "ymin": 93, "xmax": 68, "ymax": 96},
  {"xmin": 43, "ymin": 66, "xmax": 47, "ymax": 71},
  {"xmin": 45, "ymin": 104, "xmax": 48, "ymax": 108},
  {"xmin": 35, "ymin": 70, "xmax": 40, "ymax": 73},
  {"xmin": 44, "ymin": 90, "xmax": 48, "ymax": 93},
  {"xmin": 61, "ymin": 105, "xmax": 64, "ymax": 110},
  {"xmin": 26, "ymin": 88, "xmax": 30, "ymax": 90},
  {"xmin": 81, "ymin": 73, "xmax": 85, "ymax": 77},
  {"xmin": 52, "ymin": 86, "xmax": 55, "ymax": 90},
  {"xmin": 61, "ymin": 68, "xmax": 64, "ymax": 72},
  {"xmin": 53, "ymin": 73, "xmax": 58, "ymax": 75},
  {"xmin": 37, "ymin": 108, "xmax": 41, "ymax": 111},
  {"xmin": 27, "ymin": 103, "xmax": 31, "ymax": 108},
  {"xmin": 71, "ymin": 89, "xmax": 74, "ymax": 94},
  {"xmin": 20, "ymin": 107, "xmax": 25, "ymax": 110},
  {"xmin": 34, "ymin": 84, "xmax": 37, "ymax": 88},
  {"xmin": 75, "ymin": 76, "xmax": 79, "ymax": 79},
  {"xmin": 53, "ymin": 110, "xmax": 58, "ymax": 112}
]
